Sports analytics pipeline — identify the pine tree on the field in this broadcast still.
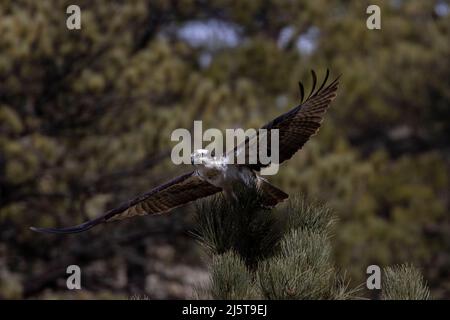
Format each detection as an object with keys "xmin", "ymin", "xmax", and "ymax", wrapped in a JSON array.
[
  {"xmin": 381, "ymin": 264, "xmax": 430, "ymax": 300},
  {"xmin": 194, "ymin": 184, "xmax": 430, "ymax": 300}
]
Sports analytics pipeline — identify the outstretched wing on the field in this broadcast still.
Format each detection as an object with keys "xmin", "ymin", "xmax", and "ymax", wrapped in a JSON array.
[
  {"xmin": 30, "ymin": 172, "xmax": 222, "ymax": 234},
  {"xmin": 230, "ymin": 69, "xmax": 340, "ymax": 170}
]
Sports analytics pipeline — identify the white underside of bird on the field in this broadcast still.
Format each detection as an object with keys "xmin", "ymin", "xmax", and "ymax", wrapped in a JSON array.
[{"xmin": 191, "ymin": 149, "xmax": 257, "ymax": 198}]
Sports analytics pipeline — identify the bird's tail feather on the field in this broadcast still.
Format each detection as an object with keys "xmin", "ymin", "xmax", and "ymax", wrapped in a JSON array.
[{"xmin": 258, "ymin": 179, "xmax": 289, "ymax": 207}]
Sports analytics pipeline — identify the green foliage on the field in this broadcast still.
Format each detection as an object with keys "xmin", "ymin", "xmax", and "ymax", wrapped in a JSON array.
[
  {"xmin": 207, "ymin": 251, "xmax": 256, "ymax": 300},
  {"xmin": 258, "ymin": 229, "xmax": 335, "ymax": 299},
  {"xmin": 284, "ymin": 197, "xmax": 336, "ymax": 234},
  {"xmin": 197, "ymin": 191, "xmax": 432, "ymax": 300},
  {"xmin": 257, "ymin": 199, "xmax": 339, "ymax": 299},
  {"xmin": 382, "ymin": 264, "xmax": 431, "ymax": 300},
  {"xmin": 196, "ymin": 190, "xmax": 361, "ymax": 299},
  {"xmin": 194, "ymin": 183, "xmax": 285, "ymax": 268}
]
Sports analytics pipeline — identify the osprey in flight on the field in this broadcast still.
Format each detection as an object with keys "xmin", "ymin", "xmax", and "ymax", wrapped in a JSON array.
[{"xmin": 31, "ymin": 70, "xmax": 339, "ymax": 234}]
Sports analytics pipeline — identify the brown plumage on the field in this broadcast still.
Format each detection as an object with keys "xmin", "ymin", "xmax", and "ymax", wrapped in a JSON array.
[
  {"xmin": 30, "ymin": 172, "xmax": 221, "ymax": 234},
  {"xmin": 232, "ymin": 69, "xmax": 340, "ymax": 170},
  {"xmin": 31, "ymin": 70, "xmax": 339, "ymax": 234}
]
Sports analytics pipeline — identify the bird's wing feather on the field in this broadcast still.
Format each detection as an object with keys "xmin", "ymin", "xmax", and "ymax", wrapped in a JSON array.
[
  {"xmin": 30, "ymin": 172, "xmax": 222, "ymax": 234},
  {"xmin": 230, "ymin": 70, "xmax": 339, "ymax": 170}
]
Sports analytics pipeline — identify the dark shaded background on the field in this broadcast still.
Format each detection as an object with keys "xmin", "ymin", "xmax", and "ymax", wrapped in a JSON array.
[{"xmin": 0, "ymin": 0, "xmax": 449, "ymax": 299}]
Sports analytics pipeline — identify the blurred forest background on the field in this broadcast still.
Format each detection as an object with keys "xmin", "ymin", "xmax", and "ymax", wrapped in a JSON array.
[{"xmin": 0, "ymin": 0, "xmax": 449, "ymax": 299}]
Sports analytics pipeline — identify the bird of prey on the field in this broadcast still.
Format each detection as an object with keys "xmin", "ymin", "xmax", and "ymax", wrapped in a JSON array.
[{"xmin": 31, "ymin": 70, "xmax": 340, "ymax": 234}]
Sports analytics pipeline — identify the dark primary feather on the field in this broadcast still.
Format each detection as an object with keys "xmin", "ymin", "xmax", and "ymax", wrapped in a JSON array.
[
  {"xmin": 316, "ymin": 69, "xmax": 330, "ymax": 93},
  {"xmin": 30, "ymin": 172, "xmax": 222, "ymax": 234},
  {"xmin": 307, "ymin": 69, "xmax": 318, "ymax": 100},
  {"xmin": 231, "ymin": 69, "xmax": 340, "ymax": 170},
  {"xmin": 298, "ymin": 81, "xmax": 305, "ymax": 103}
]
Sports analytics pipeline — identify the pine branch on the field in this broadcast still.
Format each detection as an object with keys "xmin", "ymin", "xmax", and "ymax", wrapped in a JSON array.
[
  {"xmin": 381, "ymin": 264, "xmax": 431, "ymax": 300},
  {"xmin": 193, "ymin": 183, "xmax": 285, "ymax": 269},
  {"xmin": 193, "ymin": 184, "xmax": 429, "ymax": 300},
  {"xmin": 202, "ymin": 251, "xmax": 258, "ymax": 300},
  {"xmin": 193, "ymin": 183, "xmax": 363, "ymax": 299}
]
